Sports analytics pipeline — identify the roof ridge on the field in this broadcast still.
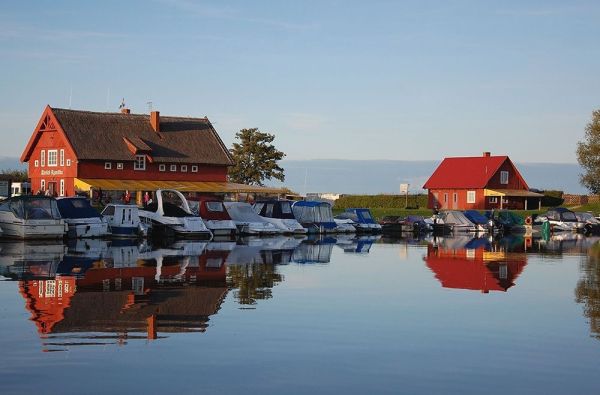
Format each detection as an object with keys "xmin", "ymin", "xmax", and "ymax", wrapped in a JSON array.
[{"xmin": 52, "ymin": 107, "xmax": 210, "ymax": 122}]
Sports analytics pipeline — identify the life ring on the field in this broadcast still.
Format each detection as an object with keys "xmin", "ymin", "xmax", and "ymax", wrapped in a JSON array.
[{"xmin": 525, "ymin": 216, "xmax": 532, "ymax": 225}]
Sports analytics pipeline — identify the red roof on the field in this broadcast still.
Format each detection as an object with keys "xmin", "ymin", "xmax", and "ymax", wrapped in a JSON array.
[{"xmin": 423, "ymin": 155, "xmax": 525, "ymax": 189}]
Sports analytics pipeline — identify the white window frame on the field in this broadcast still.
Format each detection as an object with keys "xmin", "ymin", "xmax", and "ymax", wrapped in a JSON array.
[
  {"xmin": 47, "ymin": 150, "xmax": 58, "ymax": 167},
  {"xmin": 500, "ymin": 171, "xmax": 509, "ymax": 184},
  {"xmin": 105, "ymin": 162, "xmax": 112, "ymax": 170},
  {"xmin": 159, "ymin": 164, "xmax": 166, "ymax": 172},
  {"xmin": 191, "ymin": 165, "xmax": 198, "ymax": 173},
  {"xmin": 66, "ymin": 159, "xmax": 71, "ymax": 166},
  {"xmin": 489, "ymin": 196, "xmax": 498, "ymax": 203},
  {"xmin": 181, "ymin": 165, "xmax": 188, "ymax": 172},
  {"xmin": 41, "ymin": 179, "xmax": 45, "ymax": 191},
  {"xmin": 134, "ymin": 155, "xmax": 146, "ymax": 171},
  {"xmin": 59, "ymin": 149, "xmax": 64, "ymax": 166},
  {"xmin": 60, "ymin": 179, "xmax": 65, "ymax": 197},
  {"xmin": 117, "ymin": 162, "xmax": 123, "ymax": 170},
  {"xmin": 467, "ymin": 191, "xmax": 476, "ymax": 204},
  {"xmin": 41, "ymin": 150, "xmax": 45, "ymax": 167},
  {"xmin": 34, "ymin": 160, "xmax": 39, "ymax": 167},
  {"xmin": 170, "ymin": 164, "xmax": 177, "ymax": 172}
]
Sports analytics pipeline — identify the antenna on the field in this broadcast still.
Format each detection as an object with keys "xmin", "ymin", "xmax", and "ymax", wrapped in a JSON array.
[{"xmin": 147, "ymin": 101, "xmax": 153, "ymax": 113}]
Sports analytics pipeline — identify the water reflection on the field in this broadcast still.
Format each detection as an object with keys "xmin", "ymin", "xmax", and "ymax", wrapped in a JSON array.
[
  {"xmin": 3, "ymin": 234, "xmax": 600, "ymax": 352},
  {"xmin": 424, "ymin": 235, "xmax": 528, "ymax": 293}
]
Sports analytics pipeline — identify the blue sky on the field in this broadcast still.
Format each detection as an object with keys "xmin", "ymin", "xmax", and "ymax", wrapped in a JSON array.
[{"xmin": 1, "ymin": 0, "xmax": 599, "ymax": 163}]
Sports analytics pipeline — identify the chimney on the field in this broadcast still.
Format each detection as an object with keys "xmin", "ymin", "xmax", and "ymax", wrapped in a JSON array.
[
  {"xmin": 120, "ymin": 108, "xmax": 131, "ymax": 114},
  {"xmin": 150, "ymin": 111, "xmax": 160, "ymax": 133},
  {"xmin": 483, "ymin": 151, "xmax": 491, "ymax": 157}
]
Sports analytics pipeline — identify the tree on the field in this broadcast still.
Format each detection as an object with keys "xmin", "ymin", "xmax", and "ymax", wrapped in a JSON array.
[
  {"xmin": 577, "ymin": 110, "xmax": 600, "ymax": 193},
  {"xmin": 228, "ymin": 128, "xmax": 285, "ymax": 186},
  {"xmin": 1, "ymin": 168, "xmax": 28, "ymax": 182}
]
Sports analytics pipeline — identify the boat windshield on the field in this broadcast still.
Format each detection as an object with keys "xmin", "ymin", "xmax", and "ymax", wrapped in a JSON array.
[
  {"xmin": 280, "ymin": 201, "xmax": 292, "ymax": 214},
  {"xmin": 0, "ymin": 198, "xmax": 61, "ymax": 220},
  {"xmin": 317, "ymin": 205, "xmax": 334, "ymax": 222},
  {"xmin": 560, "ymin": 211, "xmax": 577, "ymax": 222},
  {"xmin": 160, "ymin": 190, "xmax": 191, "ymax": 217}
]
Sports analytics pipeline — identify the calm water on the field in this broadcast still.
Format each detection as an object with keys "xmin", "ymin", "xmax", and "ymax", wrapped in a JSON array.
[{"xmin": 1, "ymin": 233, "xmax": 600, "ymax": 395}]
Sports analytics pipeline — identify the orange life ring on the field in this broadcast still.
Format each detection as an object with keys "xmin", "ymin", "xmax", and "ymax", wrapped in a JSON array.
[{"xmin": 525, "ymin": 216, "xmax": 532, "ymax": 225}]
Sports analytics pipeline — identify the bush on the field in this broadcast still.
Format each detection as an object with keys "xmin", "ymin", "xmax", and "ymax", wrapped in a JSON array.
[
  {"xmin": 334, "ymin": 194, "xmax": 428, "ymax": 209},
  {"xmin": 541, "ymin": 190, "xmax": 564, "ymax": 207}
]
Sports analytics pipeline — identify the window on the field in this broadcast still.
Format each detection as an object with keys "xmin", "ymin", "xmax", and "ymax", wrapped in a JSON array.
[
  {"xmin": 443, "ymin": 193, "xmax": 448, "ymax": 203},
  {"xmin": 117, "ymin": 162, "xmax": 123, "ymax": 170},
  {"xmin": 41, "ymin": 179, "xmax": 45, "ymax": 191},
  {"xmin": 191, "ymin": 165, "xmax": 198, "ymax": 173},
  {"xmin": 66, "ymin": 159, "xmax": 71, "ymax": 166},
  {"xmin": 467, "ymin": 191, "xmax": 476, "ymax": 204},
  {"xmin": 181, "ymin": 165, "xmax": 188, "ymax": 172},
  {"xmin": 489, "ymin": 196, "xmax": 498, "ymax": 203},
  {"xmin": 134, "ymin": 155, "xmax": 146, "ymax": 170},
  {"xmin": 453, "ymin": 193, "xmax": 458, "ymax": 203},
  {"xmin": 500, "ymin": 171, "xmax": 509, "ymax": 184},
  {"xmin": 47, "ymin": 150, "xmax": 58, "ymax": 166},
  {"xmin": 59, "ymin": 179, "xmax": 65, "ymax": 197},
  {"xmin": 159, "ymin": 164, "xmax": 166, "ymax": 172},
  {"xmin": 41, "ymin": 150, "xmax": 45, "ymax": 167},
  {"xmin": 105, "ymin": 162, "xmax": 112, "ymax": 170},
  {"xmin": 34, "ymin": 160, "xmax": 39, "ymax": 167},
  {"xmin": 59, "ymin": 149, "xmax": 64, "ymax": 166},
  {"xmin": 170, "ymin": 164, "xmax": 177, "ymax": 172}
]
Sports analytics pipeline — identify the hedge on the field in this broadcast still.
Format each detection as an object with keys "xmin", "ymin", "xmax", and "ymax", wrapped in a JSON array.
[{"xmin": 334, "ymin": 194, "xmax": 428, "ymax": 209}]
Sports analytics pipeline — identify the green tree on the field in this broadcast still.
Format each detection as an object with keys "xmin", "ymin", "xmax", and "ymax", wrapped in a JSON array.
[
  {"xmin": 577, "ymin": 110, "xmax": 600, "ymax": 193},
  {"xmin": 1, "ymin": 168, "xmax": 28, "ymax": 182},
  {"xmin": 228, "ymin": 128, "xmax": 285, "ymax": 186}
]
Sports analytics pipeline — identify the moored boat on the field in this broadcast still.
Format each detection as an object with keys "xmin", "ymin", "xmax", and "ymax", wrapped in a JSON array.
[
  {"xmin": 223, "ymin": 202, "xmax": 280, "ymax": 235},
  {"xmin": 291, "ymin": 201, "xmax": 338, "ymax": 234},
  {"xmin": 253, "ymin": 200, "xmax": 307, "ymax": 235},
  {"xmin": 0, "ymin": 196, "xmax": 67, "ymax": 239},
  {"xmin": 335, "ymin": 208, "xmax": 382, "ymax": 233},
  {"xmin": 57, "ymin": 197, "xmax": 110, "ymax": 239},
  {"xmin": 138, "ymin": 190, "xmax": 212, "ymax": 239},
  {"xmin": 101, "ymin": 204, "xmax": 149, "ymax": 238},
  {"xmin": 195, "ymin": 199, "xmax": 237, "ymax": 238}
]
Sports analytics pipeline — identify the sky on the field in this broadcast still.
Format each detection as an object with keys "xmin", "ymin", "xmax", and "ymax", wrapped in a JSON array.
[{"xmin": 1, "ymin": 0, "xmax": 599, "ymax": 164}]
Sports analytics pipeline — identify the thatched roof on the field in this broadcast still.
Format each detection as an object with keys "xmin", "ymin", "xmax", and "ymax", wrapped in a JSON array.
[{"xmin": 51, "ymin": 107, "xmax": 234, "ymax": 165}]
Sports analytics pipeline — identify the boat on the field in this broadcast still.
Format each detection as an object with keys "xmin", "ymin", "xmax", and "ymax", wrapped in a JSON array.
[
  {"xmin": 0, "ymin": 196, "xmax": 67, "ymax": 239},
  {"xmin": 380, "ymin": 215, "xmax": 431, "ymax": 234},
  {"xmin": 575, "ymin": 212, "xmax": 600, "ymax": 235},
  {"xmin": 101, "ymin": 204, "xmax": 149, "ymax": 238},
  {"xmin": 463, "ymin": 210, "xmax": 494, "ymax": 233},
  {"xmin": 531, "ymin": 207, "xmax": 585, "ymax": 233},
  {"xmin": 333, "ymin": 218, "xmax": 356, "ymax": 233},
  {"xmin": 252, "ymin": 200, "xmax": 307, "ymax": 235},
  {"xmin": 432, "ymin": 210, "xmax": 478, "ymax": 233},
  {"xmin": 223, "ymin": 202, "xmax": 280, "ymax": 235},
  {"xmin": 486, "ymin": 210, "xmax": 526, "ymax": 234},
  {"xmin": 291, "ymin": 201, "xmax": 339, "ymax": 234},
  {"xmin": 138, "ymin": 190, "xmax": 212, "ymax": 239},
  {"xmin": 56, "ymin": 197, "xmax": 110, "ymax": 239},
  {"xmin": 335, "ymin": 208, "xmax": 381, "ymax": 233},
  {"xmin": 196, "ymin": 199, "xmax": 237, "ymax": 238}
]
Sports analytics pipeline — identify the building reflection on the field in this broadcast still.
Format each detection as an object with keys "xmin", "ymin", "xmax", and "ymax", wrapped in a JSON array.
[{"xmin": 424, "ymin": 235, "xmax": 528, "ymax": 293}]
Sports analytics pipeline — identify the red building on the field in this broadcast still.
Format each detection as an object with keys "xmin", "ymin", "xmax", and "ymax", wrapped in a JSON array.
[
  {"xmin": 423, "ymin": 152, "xmax": 543, "ymax": 210},
  {"xmin": 20, "ymin": 106, "xmax": 283, "ymax": 200}
]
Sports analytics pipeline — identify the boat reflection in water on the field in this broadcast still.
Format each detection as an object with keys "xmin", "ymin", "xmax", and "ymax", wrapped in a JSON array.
[{"xmin": 424, "ymin": 235, "xmax": 528, "ymax": 293}]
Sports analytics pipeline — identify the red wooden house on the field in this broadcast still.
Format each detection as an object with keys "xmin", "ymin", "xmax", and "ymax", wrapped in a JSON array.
[
  {"xmin": 20, "ymin": 106, "xmax": 284, "ymax": 201},
  {"xmin": 423, "ymin": 152, "xmax": 543, "ymax": 210}
]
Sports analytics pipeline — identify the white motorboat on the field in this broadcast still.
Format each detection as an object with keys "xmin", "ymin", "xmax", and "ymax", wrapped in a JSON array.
[
  {"xmin": 138, "ymin": 190, "xmax": 212, "ymax": 239},
  {"xmin": 57, "ymin": 197, "xmax": 110, "ymax": 239},
  {"xmin": 223, "ymin": 202, "xmax": 281, "ymax": 235},
  {"xmin": 101, "ymin": 204, "xmax": 148, "ymax": 238},
  {"xmin": 0, "ymin": 196, "xmax": 67, "ymax": 239},
  {"xmin": 194, "ymin": 199, "xmax": 237, "ymax": 237},
  {"xmin": 335, "ymin": 208, "xmax": 382, "ymax": 233},
  {"xmin": 253, "ymin": 200, "xmax": 307, "ymax": 235},
  {"xmin": 432, "ymin": 210, "xmax": 479, "ymax": 233}
]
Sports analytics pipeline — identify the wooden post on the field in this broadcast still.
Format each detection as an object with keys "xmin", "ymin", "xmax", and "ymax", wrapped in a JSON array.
[
  {"xmin": 538, "ymin": 198, "xmax": 542, "ymax": 210},
  {"xmin": 136, "ymin": 190, "xmax": 142, "ymax": 206},
  {"xmin": 524, "ymin": 198, "xmax": 528, "ymax": 210},
  {"xmin": 500, "ymin": 195, "xmax": 503, "ymax": 210},
  {"xmin": 147, "ymin": 314, "xmax": 157, "ymax": 340}
]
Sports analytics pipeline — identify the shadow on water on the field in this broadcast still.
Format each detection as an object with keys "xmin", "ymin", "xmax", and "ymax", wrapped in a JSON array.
[{"xmin": 2, "ymin": 232, "xmax": 600, "ymax": 351}]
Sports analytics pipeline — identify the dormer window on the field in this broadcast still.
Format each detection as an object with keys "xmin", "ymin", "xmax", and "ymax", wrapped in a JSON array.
[
  {"xmin": 105, "ymin": 162, "xmax": 112, "ymax": 170},
  {"xmin": 500, "ymin": 171, "xmax": 509, "ymax": 184},
  {"xmin": 159, "ymin": 164, "xmax": 166, "ymax": 172},
  {"xmin": 134, "ymin": 155, "xmax": 146, "ymax": 171},
  {"xmin": 170, "ymin": 164, "xmax": 177, "ymax": 172}
]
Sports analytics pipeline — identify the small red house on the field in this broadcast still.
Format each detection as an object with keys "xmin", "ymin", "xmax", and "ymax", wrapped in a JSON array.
[{"xmin": 423, "ymin": 152, "xmax": 543, "ymax": 210}]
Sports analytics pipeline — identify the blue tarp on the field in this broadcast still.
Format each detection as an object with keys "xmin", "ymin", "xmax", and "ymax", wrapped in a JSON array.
[
  {"xmin": 57, "ymin": 198, "xmax": 101, "ymax": 219},
  {"xmin": 345, "ymin": 208, "xmax": 377, "ymax": 224},
  {"xmin": 464, "ymin": 210, "xmax": 488, "ymax": 225}
]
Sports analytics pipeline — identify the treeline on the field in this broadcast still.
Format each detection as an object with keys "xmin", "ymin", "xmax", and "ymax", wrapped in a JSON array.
[{"xmin": 334, "ymin": 194, "xmax": 428, "ymax": 209}]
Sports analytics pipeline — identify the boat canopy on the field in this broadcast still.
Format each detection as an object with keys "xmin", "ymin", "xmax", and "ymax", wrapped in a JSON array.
[
  {"xmin": 199, "ymin": 199, "xmax": 231, "ymax": 221},
  {"xmin": 339, "ymin": 208, "xmax": 377, "ymax": 224},
  {"xmin": 463, "ymin": 210, "xmax": 488, "ymax": 225},
  {"xmin": 441, "ymin": 211, "xmax": 475, "ymax": 227},
  {"xmin": 224, "ymin": 202, "xmax": 269, "ymax": 223},
  {"xmin": 253, "ymin": 200, "xmax": 295, "ymax": 219},
  {"xmin": 292, "ymin": 201, "xmax": 335, "ymax": 225},
  {"xmin": 495, "ymin": 210, "xmax": 524, "ymax": 226},
  {"xmin": 0, "ymin": 196, "xmax": 61, "ymax": 220},
  {"xmin": 57, "ymin": 197, "xmax": 101, "ymax": 219},
  {"xmin": 547, "ymin": 207, "xmax": 578, "ymax": 222}
]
